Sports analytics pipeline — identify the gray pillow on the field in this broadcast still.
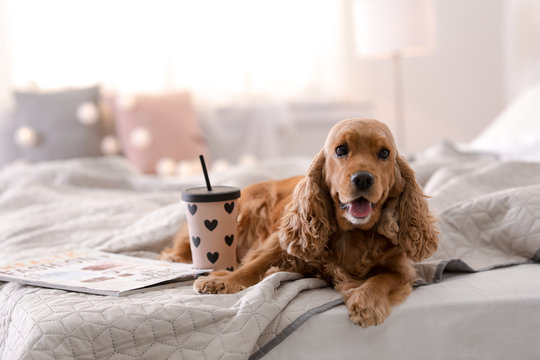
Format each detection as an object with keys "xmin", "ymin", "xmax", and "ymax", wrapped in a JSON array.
[{"xmin": 0, "ymin": 86, "xmax": 106, "ymax": 166}]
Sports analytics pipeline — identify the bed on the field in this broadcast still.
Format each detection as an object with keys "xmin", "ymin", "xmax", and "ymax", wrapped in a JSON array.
[{"xmin": 2, "ymin": 85, "xmax": 540, "ymax": 360}]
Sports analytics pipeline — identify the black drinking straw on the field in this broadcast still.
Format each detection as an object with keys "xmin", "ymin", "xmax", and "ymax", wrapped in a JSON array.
[{"xmin": 199, "ymin": 155, "xmax": 212, "ymax": 191}]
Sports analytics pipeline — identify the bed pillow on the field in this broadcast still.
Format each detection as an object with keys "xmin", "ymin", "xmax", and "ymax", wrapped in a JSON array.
[
  {"xmin": 0, "ymin": 86, "xmax": 109, "ymax": 166},
  {"xmin": 110, "ymin": 92, "xmax": 207, "ymax": 174},
  {"xmin": 470, "ymin": 82, "xmax": 540, "ymax": 160},
  {"xmin": 0, "ymin": 111, "xmax": 18, "ymax": 167}
]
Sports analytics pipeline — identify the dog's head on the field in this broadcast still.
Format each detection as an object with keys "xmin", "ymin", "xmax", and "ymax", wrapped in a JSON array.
[
  {"xmin": 323, "ymin": 118, "xmax": 399, "ymax": 231},
  {"xmin": 279, "ymin": 118, "xmax": 438, "ymax": 262}
]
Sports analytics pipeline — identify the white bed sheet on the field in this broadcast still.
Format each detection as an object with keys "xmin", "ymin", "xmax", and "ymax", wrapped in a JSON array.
[{"xmin": 264, "ymin": 264, "xmax": 540, "ymax": 360}]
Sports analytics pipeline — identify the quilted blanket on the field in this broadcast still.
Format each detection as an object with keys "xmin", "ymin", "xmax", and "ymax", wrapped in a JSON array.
[
  {"xmin": 412, "ymin": 142, "xmax": 540, "ymax": 283},
  {"xmin": 0, "ymin": 156, "xmax": 343, "ymax": 360},
  {"xmin": 2, "ymin": 148, "xmax": 540, "ymax": 359}
]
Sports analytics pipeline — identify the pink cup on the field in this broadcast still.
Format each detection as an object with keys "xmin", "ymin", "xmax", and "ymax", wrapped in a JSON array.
[{"xmin": 182, "ymin": 186, "xmax": 241, "ymax": 270}]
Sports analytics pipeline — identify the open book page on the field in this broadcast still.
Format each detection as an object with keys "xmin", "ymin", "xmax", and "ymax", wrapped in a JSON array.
[{"xmin": 0, "ymin": 249, "xmax": 209, "ymax": 296}]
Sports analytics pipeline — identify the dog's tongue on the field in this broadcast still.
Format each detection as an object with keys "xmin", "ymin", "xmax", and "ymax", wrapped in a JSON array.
[{"xmin": 349, "ymin": 198, "xmax": 372, "ymax": 218}]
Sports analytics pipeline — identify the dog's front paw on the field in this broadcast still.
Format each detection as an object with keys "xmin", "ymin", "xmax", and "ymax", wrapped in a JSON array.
[
  {"xmin": 193, "ymin": 273, "xmax": 246, "ymax": 294},
  {"xmin": 346, "ymin": 288, "xmax": 391, "ymax": 327}
]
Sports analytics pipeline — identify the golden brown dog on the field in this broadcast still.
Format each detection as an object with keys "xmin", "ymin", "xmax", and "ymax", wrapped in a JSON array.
[{"xmin": 160, "ymin": 118, "xmax": 438, "ymax": 327}]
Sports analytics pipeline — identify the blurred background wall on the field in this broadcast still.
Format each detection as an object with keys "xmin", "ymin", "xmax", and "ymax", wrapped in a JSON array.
[{"xmin": 1, "ymin": 0, "xmax": 539, "ymax": 159}]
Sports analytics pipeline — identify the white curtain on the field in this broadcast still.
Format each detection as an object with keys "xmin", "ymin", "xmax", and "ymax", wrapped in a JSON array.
[
  {"xmin": 0, "ymin": 0, "xmax": 12, "ymax": 111},
  {"xmin": 502, "ymin": 0, "xmax": 540, "ymax": 103},
  {"xmin": 3, "ymin": 0, "xmax": 348, "ymax": 104}
]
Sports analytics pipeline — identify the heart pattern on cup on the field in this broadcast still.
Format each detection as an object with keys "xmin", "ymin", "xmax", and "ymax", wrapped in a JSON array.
[
  {"xmin": 207, "ymin": 252, "xmax": 219, "ymax": 264},
  {"xmin": 204, "ymin": 219, "xmax": 218, "ymax": 231},
  {"xmin": 186, "ymin": 200, "xmax": 237, "ymax": 269},
  {"xmin": 188, "ymin": 204, "xmax": 197, "ymax": 215},
  {"xmin": 224, "ymin": 202, "xmax": 235, "ymax": 214}
]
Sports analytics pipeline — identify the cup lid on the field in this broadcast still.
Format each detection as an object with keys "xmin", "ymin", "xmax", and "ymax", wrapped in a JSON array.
[{"xmin": 181, "ymin": 186, "xmax": 241, "ymax": 202}]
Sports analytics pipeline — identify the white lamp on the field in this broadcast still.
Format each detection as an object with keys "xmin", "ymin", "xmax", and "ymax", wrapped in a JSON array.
[{"xmin": 353, "ymin": 0, "xmax": 436, "ymax": 152}]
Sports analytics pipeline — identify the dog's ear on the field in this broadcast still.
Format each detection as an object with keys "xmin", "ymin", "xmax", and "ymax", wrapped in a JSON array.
[
  {"xmin": 279, "ymin": 150, "xmax": 336, "ymax": 261},
  {"xmin": 379, "ymin": 155, "xmax": 438, "ymax": 262}
]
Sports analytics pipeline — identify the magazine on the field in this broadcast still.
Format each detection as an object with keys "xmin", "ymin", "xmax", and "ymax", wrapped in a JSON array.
[{"xmin": 0, "ymin": 249, "xmax": 210, "ymax": 296}]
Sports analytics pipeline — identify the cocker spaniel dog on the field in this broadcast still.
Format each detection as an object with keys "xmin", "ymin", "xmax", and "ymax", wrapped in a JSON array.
[{"xmin": 161, "ymin": 118, "xmax": 438, "ymax": 327}]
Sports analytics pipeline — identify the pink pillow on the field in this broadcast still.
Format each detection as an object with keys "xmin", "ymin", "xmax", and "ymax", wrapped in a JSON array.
[{"xmin": 111, "ymin": 92, "xmax": 207, "ymax": 174}]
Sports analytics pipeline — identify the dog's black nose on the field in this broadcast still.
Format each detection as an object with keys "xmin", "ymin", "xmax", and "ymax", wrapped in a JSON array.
[{"xmin": 351, "ymin": 171, "xmax": 374, "ymax": 191}]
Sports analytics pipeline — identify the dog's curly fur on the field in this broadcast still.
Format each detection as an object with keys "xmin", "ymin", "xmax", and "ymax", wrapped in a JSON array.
[{"xmin": 160, "ymin": 118, "xmax": 438, "ymax": 327}]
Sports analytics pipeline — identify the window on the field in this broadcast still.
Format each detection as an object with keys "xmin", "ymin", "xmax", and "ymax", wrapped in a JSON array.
[{"xmin": 3, "ymin": 0, "xmax": 347, "ymax": 103}]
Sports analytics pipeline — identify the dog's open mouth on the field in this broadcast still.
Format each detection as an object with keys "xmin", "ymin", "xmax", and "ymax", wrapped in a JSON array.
[{"xmin": 340, "ymin": 197, "xmax": 374, "ymax": 218}]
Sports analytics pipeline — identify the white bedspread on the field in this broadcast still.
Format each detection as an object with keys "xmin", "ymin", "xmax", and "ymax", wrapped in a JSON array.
[
  {"xmin": 2, "ymin": 149, "xmax": 540, "ymax": 359},
  {"xmin": 0, "ymin": 156, "xmax": 345, "ymax": 360},
  {"xmin": 265, "ymin": 264, "xmax": 540, "ymax": 360}
]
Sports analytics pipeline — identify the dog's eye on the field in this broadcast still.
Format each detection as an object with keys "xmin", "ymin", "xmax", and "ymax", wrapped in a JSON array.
[
  {"xmin": 335, "ymin": 145, "xmax": 349, "ymax": 157},
  {"xmin": 377, "ymin": 148, "xmax": 390, "ymax": 159}
]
